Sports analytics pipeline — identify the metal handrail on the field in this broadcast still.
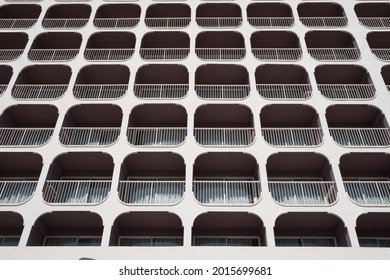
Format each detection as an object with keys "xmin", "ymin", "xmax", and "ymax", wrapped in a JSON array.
[
  {"xmin": 252, "ymin": 48, "xmax": 302, "ymax": 60},
  {"xmin": 318, "ymin": 84, "xmax": 376, "ymax": 100},
  {"xmin": 329, "ymin": 127, "xmax": 390, "ymax": 147},
  {"xmin": 194, "ymin": 128, "xmax": 255, "ymax": 146},
  {"xmin": 134, "ymin": 84, "xmax": 189, "ymax": 99},
  {"xmin": 127, "ymin": 127, "xmax": 187, "ymax": 146},
  {"xmin": 344, "ymin": 181, "xmax": 390, "ymax": 206},
  {"xmin": 12, "ymin": 84, "xmax": 68, "ymax": 100},
  {"xmin": 73, "ymin": 84, "xmax": 128, "ymax": 99},
  {"xmin": 256, "ymin": 84, "xmax": 312, "ymax": 100},
  {"xmin": 59, "ymin": 127, "xmax": 120, "ymax": 146},
  {"xmin": 195, "ymin": 84, "xmax": 250, "ymax": 99},
  {"xmin": 0, "ymin": 128, "xmax": 53, "ymax": 146},
  {"xmin": 262, "ymin": 127, "xmax": 323, "ymax": 147}
]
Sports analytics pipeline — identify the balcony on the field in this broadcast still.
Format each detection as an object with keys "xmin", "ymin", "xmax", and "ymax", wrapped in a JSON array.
[
  {"xmin": 256, "ymin": 64, "xmax": 312, "ymax": 100},
  {"xmin": 326, "ymin": 105, "xmax": 390, "ymax": 147},
  {"xmin": 247, "ymin": 3, "xmax": 294, "ymax": 28},
  {"xmin": 355, "ymin": 3, "xmax": 390, "ymax": 29},
  {"xmin": 0, "ymin": 152, "xmax": 42, "ymax": 205},
  {"xmin": 297, "ymin": 2, "xmax": 348, "ymax": 28},
  {"xmin": 267, "ymin": 153, "xmax": 337, "ymax": 206},
  {"xmin": 140, "ymin": 31, "xmax": 190, "ymax": 60},
  {"xmin": 306, "ymin": 31, "xmax": 360, "ymax": 61},
  {"xmin": 196, "ymin": 3, "xmax": 242, "ymax": 28},
  {"xmin": 0, "ymin": 105, "xmax": 57, "ymax": 147},
  {"xmin": 28, "ymin": 32, "xmax": 82, "ymax": 61},
  {"xmin": 381, "ymin": 65, "xmax": 390, "ymax": 91},
  {"xmin": 94, "ymin": 4, "xmax": 140, "ymax": 29},
  {"xmin": 111, "ymin": 212, "xmax": 183, "ymax": 246},
  {"xmin": 251, "ymin": 31, "xmax": 302, "ymax": 61},
  {"xmin": 194, "ymin": 104, "xmax": 255, "ymax": 147},
  {"xmin": 0, "ymin": 212, "xmax": 23, "ymax": 246},
  {"xmin": 127, "ymin": 104, "xmax": 186, "ymax": 147},
  {"xmin": 275, "ymin": 213, "xmax": 349, "ymax": 247},
  {"xmin": 60, "ymin": 104, "xmax": 121, "ymax": 147},
  {"xmin": 28, "ymin": 212, "xmax": 103, "ymax": 246},
  {"xmin": 357, "ymin": 213, "xmax": 390, "ymax": 247},
  {"xmin": 118, "ymin": 153, "xmax": 185, "ymax": 205},
  {"xmin": 0, "ymin": 32, "xmax": 28, "ymax": 61},
  {"xmin": 195, "ymin": 31, "xmax": 245, "ymax": 60},
  {"xmin": 193, "ymin": 212, "xmax": 265, "ymax": 246},
  {"xmin": 73, "ymin": 64, "xmax": 129, "ymax": 100},
  {"xmin": 145, "ymin": 3, "xmax": 190, "ymax": 28},
  {"xmin": 134, "ymin": 64, "xmax": 188, "ymax": 99},
  {"xmin": 42, "ymin": 152, "xmax": 113, "ymax": 205},
  {"xmin": 195, "ymin": 64, "xmax": 250, "ymax": 100},
  {"xmin": 367, "ymin": 32, "xmax": 390, "ymax": 61},
  {"xmin": 0, "ymin": 4, "xmax": 41, "ymax": 29},
  {"xmin": 84, "ymin": 32, "xmax": 135, "ymax": 61},
  {"xmin": 42, "ymin": 4, "xmax": 91, "ymax": 29},
  {"xmin": 315, "ymin": 65, "xmax": 376, "ymax": 100},
  {"xmin": 12, "ymin": 65, "xmax": 71, "ymax": 100},
  {"xmin": 0, "ymin": 65, "xmax": 12, "ymax": 95}
]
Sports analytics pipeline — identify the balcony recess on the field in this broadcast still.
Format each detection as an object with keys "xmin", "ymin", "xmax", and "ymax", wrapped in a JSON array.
[
  {"xmin": 196, "ymin": 3, "xmax": 242, "ymax": 28},
  {"xmin": 357, "ymin": 213, "xmax": 390, "ymax": 247},
  {"xmin": 0, "ymin": 213, "xmax": 23, "ymax": 246},
  {"xmin": 0, "ymin": 4, "xmax": 41, "ymax": 29},
  {"xmin": 0, "ymin": 65, "xmax": 12, "ymax": 95},
  {"xmin": 42, "ymin": 4, "xmax": 91, "ymax": 29},
  {"xmin": 247, "ymin": 3, "xmax": 294, "ymax": 28},
  {"xmin": 367, "ymin": 31, "xmax": 390, "ymax": 61},
  {"xmin": 355, "ymin": 3, "xmax": 390, "ymax": 29},
  {"xmin": 94, "ymin": 4, "xmax": 140, "ymax": 29},
  {"xmin": 297, "ymin": 2, "xmax": 348, "ymax": 28},
  {"xmin": 0, "ymin": 32, "xmax": 28, "ymax": 61},
  {"xmin": 145, "ymin": 4, "xmax": 190, "ymax": 28}
]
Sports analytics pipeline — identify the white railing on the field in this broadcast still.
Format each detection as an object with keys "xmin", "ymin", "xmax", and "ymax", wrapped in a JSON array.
[
  {"xmin": 195, "ymin": 48, "xmax": 245, "ymax": 60},
  {"xmin": 344, "ymin": 181, "xmax": 390, "ymax": 206},
  {"xmin": 318, "ymin": 84, "xmax": 376, "ymax": 100},
  {"xmin": 256, "ymin": 84, "xmax": 312, "ymax": 100},
  {"xmin": 248, "ymin": 17, "xmax": 294, "ymax": 27},
  {"xmin": 0, "ymin": 49, "xmax": 24, "ymax": 61},
  {"xmin": 194, "ymin": 237, "xmax": 259, "ymax": 246},
  {"xmin": 119, "ymin": 237, "xmax": 183, "ymax": 247},
  {"xmin": 0, "ymin": 85, "xmax": 7, "ymax": 95},
  {"xmin": 0, "ymin": 19, "xmax": 37, "ymax": 29},
  {"xmin": 127, "ymin": 127, "xmax": 186, "ymax": 146},
  {"xmin": 139, "ymin": 48, "xmax": 189, "ymax": 60},
  {"xmin": 43, "ymin": 180, "xmax": 111, "ymax": 205},
  {"xmin": 252, "ymin": 48, "xmax": 302, "ymax": 60},
  {"xmin": 12, "ymin": 84, "xmax": 68, "ymax": 99},
  {"xmin": 93, "ymin": 18, "xmax": 139, "ymax": 29},
  {"xmin": 193, "ymin": 181, "xmax": 261, "ymax": 206},
  {"xmin": 73, "ymin": 84, "xmax": 127, "ymax": 99},
  {"xmin": 194, "ymin": 128, "xmax": 255, "ymax": 146},
  {"xmin": 308, "ymin": 48, "xmax": 360, "ymax": 61},
  {"xmin": 359, "ymin": 17, "xmax": 390, "ymax": 28},
  {"xmin": 84, "ymin": 48, "xmax": 134, "ymax": 61},
  {"xmin": 371, "ymin": 49, "xmax": 390, "ymax": 61},
  {"xmin": 134, "ymin": 84, "xmax": 188, "ymax": 99},
  {"xmin": 299, "ymin": 17, "xmax": 348, "ymax": 27},
  {"xmin": 0, "ymin": 181, "xmax": 37, "ymax": 205},
  {"xmin": 145, "ymin": 17, "xmax": 191, "ymax": 28},
  {"xmin": 59, "ymin": 127, "xmax": 120, "ymax": 146},
  {"xmin": 262, "ymin": 128, "xmax": 323, "ymax": 147},
  {"xmin": 275, "ymin": 237, "xmax": 336, "ymax": 247},
  {"xmin": 329, "ymin": 128, "xmax": 390, "ymax": 147},
  {"xmin": 196, "ymin": 17, "xmax": 242, "ymax": 28},
  {"xmin": 195, "ymin": 84, "xmax": 250, "ymax": 99},
  {"xmin": 28, "ymin": 49, "xmax": 79, "ymax": 61},
  {"xmin": 42, "ymin": 18, "xmax": 88, "ymax": 29},
  {"xmin": 269, "ymin": 181, "xmax": 337, "ymax": 206},
  {"xmin": 118, "ymin": 181, "xmax": 185, "ymax": 205},
  {"xmin": 0, "ymin": 128, "xmax": 53, "ymax": 146}
]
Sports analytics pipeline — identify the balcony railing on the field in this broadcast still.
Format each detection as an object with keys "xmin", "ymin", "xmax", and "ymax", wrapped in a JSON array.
[
  {"xmin": 0, "ymin": 49, "xmax": 24, "ymax": 61},
  {"xmin": 145, "ymin": 17, "xmax": 191, "ymax": 28},
  {"xmin": 44, "ymin": 237, "xmax": 101, "ymax": 247},
  {"xmin": 275, "ymin": 237, "xmax": 336, "ymax": 247},
  {"xmin": 12, "ymin": 84, "xmax": 68, "ymax": 99},
  {"xmin": 0, "ymin": 19, "xmax": 37, "ymax": 29},
  {"xmin": 0, "ymin": 181, "xmax": 37, "ymax": 205},
  {"xmin": 195, "ymin": 85, "xmax": 250, "ymax": 100},
  {"xmin": 359, "ymin": 17, "xmax": 390, "ymax": 28},
  {"xmin": 134, "ymin": 84, "xmax": 188, "ymax": 99},
  {"xmin": 359, "ymin": 238, "xmax": 390, "ymax": 248},
  {"xmin": 194, "ymin": 128, "xmax": 255, "ymax": 147},
  {"xmin": 93, "ymin": 18, "xmax": 139, "ymax": 29},
  {"xmin": 248, "ymin": 17, "xmax": 294, "ymax": 28},
  {"xmin": 127, "ymin": 127, "xmax": 186, "ymax": 146},
  {"xmin": 371, "ymin": 49, "xmax": 390, "ymax": 61},
  {"xmin": 42, "ymin": 18, "xmax": 88, "ymax": 29},
  {"xmin": 119, "ymin": 237, "xmax": 183, "ymax": 247},
  {"xmin": 195, "ymin": 48, "xmax": 245, "ymax": 60},
  {"xmin": 84, "ymin": 48, "xmax": 134, "ymax": 61},
  {"xmin": 43, "ymin": 180, "xmax": 111, "ymax": 205},
  {"xmin": 0, "ymin": 237, "xmax": 20, "ymax": 246},
  {"xmin": 344, "ymin": 181, "xmax": 390, "ymax": 206},
  {"xmin": 0, "ymin": 128, "xmax": 53, "ymax": 146},
  {"xmin": 0, "ymin": 85, "xmax": 7, "ymax": 95},
  {"xmin": 318, "ymin": 84, "xmax": 376, "ymax": 100},
  {"xmin": 28, "ymin": 49, "xmax": 79, "ymax": 61},
  {"xmin": 329, "ymin": 128, "xmax": 390, "ymax": 147},
  {"xmin": 256, "ymin": 84, "xmax": 312, "ymax": 100},
  {"xmin": 196, "ymin": 17, "xmax": 242, "ymax": 28},
  {"xmin": 193, "ymin": 181, "xmax": 261, "ymax": 206},
  {"xmin": 299, "ymin": 17, "xmax": 348, "ymax": 27},
  {"xmin": 252, "ymin": 48, "xmax": 302, "ymax": 61},
  {"xmin": 139, "ymin": 48, "xmax": 189, "ymax": 60},
  {"xmin": 308, "ymin": 48, "xmax": 360, "ymax": 61},
  {"xmin": 194, "ymin": 237, "xmax": 260, "ymax": 246},
  {"xmin": 73, "ymin": 84, "xmax": 127, "ymax": 99},
  {"xmin": 269, "ymin": 181, "xmax": 337, "ymax": 206},
  {"xmin": 262, "ymin": 128, "xmax": 323, "ymax": 147},
  {"xmin": 118, "ymin": 181, "xmax": 185, "ymax": 205},
  {"xmin": 59, "ymin": 127, "xmax": 120, "ymax": 146}
]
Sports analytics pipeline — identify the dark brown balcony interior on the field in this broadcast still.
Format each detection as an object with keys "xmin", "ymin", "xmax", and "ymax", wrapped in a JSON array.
[
  {"xmin": 196, "ymin": 31, "xmax": 245, "ymax": 48},
  {"xmin": 356, "ymin": 213, "xmax": 390, "ymax": 239},
  {"xmin": 86, "ymin": 32, "xmax": 136, "ymax": 49},
  {"xmin": 251, "ymin": 31, "xmax": 300, "ymax": 48},
  {"xmin": 297, "ymin": 3, "xmax": 345, "ymax": 17},
  {"xmin": 120, "ymin": 152, "xmax": 185, "ymax": 180},
  {"xmin": 275, "ymin": 212, "xmax": 349, "ymax": 247},
  {"xmin": 196, "ymin": 3, "xmax": 241, "ymax": 18},
  {"xmin": 195, "ymin": 104, "xmax": 253, "ymax": 128},
  {"xmin": 146, "ymin": 3, "xmax": 190, "ymax": 18},
  {"xmin": 0, "ymin": 212, "xmax": 23, "ymax": 238},
  {"xmin": 255, "ymin": 64, "xmax": 310, "ymax": 84},
  {"xmin": 247, "ymin": 3, "xmax": 293, "ymax": 17},
  {"xmin": 305, "ymin": 31, "xmax": 357, "ymax": 48},
  {"xmin": 0, "ymin": 4, "xmax": 41, "ymax": 19},
  {"xmin": 0, "ymin": 65, "xmax": 12, "ymax": 85},
  {"xmin": 367, "ymin": 32, "xmax": 390, "ymax": 48},
  {"xmin": 326, "ymin": 105, "xmax": 388, "ymax": 128},
  {"xmin": 261, "ymin": 105, "xmax": 320, "ymax": 128},
  {"xmin": 110, "ymin": 212, "xmax": 183, "ymax": 246},
  {"xmin": 340, "ymin": 153, "xmax": 390, "ymax": 179},
  {"xmin": 140, "ymin": 31, "xmax": 189, "ymax": 48},
  {"xmin": 30, "ymin": 32, "xmax": 82, "ymax": 49},
  {"xmin": 192, "ymin": 212, "xmax": 265, "ymax": 246},
  {"xmin": 44, "ymin": 4, "xmax": 91, "ymax": 19},
  {"xmin": 75, "ymin": 65, "xmax": 130, "ymax": 84},
  {"xmin": 315, "ymin": 65, "xmax": 372, "ymax": 85},
  {"xmin": 135, "ymin": 64, "xmax": 188, "ymax": 84},
  {"xmin": 195, "ymin": 64, "xmax": 249, "ymax": 85},
  {"xmin": 0, "ymin": 32, "xmax": 28, "ymax": 49},
  {"xmin": 381, "ymin": 65, "xmax": 390, "ymax": 85},
  {"xmin": 15, "ymin": 65, "xmax": 71, "ymax": 85},
  {"xmin": 355, "ymin": 3, "xmax": 390, "ymax": 18},
  {"xmin": 0, "ymin": 104, "xmax": 58, "ymax": 128},
  {"xmin": 27, "ymin": 211, "xmax": 103, "ymax": 246},
  {"xmin": 95, "ymin": 4, "xmax": 141, "ymax": 19},
  {"xmin": 129, "ymin": 104, "xmax": 187, "ymax": 128},
  {"xmin": 0, "ymin": 152, "xmax": 42, "ymax": 178}
]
